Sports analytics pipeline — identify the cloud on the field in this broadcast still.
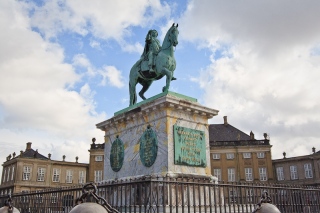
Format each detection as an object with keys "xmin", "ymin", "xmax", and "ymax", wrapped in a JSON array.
[
  {"xmin": 29, "ymin": 0, "xmax": 171, "ymax": 41},
  {"xmin": 180, "ymin": 0, "xmax": 320, "ymax": 158},
  {"xmin": 89, "ymin": 40, "xmax": 101, "ymax": 49},
  {"xmin": 99, "ymin": 66, "xmax": 125, "ymax": 88},
  {"xmin": 0, "ymin": 1, "xmax": 105, "ymax": 163}
]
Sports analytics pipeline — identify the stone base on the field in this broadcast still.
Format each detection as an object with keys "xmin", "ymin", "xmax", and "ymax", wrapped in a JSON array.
[{"xmin": 96, "ymin": 91, "xmax": 218, "ymax": 180}]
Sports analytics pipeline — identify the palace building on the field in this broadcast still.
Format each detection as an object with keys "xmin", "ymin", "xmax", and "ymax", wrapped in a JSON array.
[
  {"xmin": 209, "ymin": 116, "xmax": 274, "ymax": 183},
  {"xmin": 0, "ymin": 139, "xmax": 104, "ymax": 194}
]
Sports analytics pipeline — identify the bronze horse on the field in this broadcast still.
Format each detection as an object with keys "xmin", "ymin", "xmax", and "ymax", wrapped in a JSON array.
[{"xmin": 129, "ymin": 23, "xmax": 179, "ymax": 106}]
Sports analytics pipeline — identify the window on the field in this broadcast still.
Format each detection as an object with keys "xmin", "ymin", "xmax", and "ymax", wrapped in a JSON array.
[
  {"xmin": 212, "ymin": 154, "xmax": 220, "ymax": 159},
  {"xmin": 23, "ymin": 166, "xmax": 31, "ymax": 180},
  {"xmin": 51, "ymin": 193, "xmax": 58, "ymax": 203},
  {"xmin": 245, "ymin": 168, "xmax": 253, "ymax": 181},
  {"xmin": 290, "ymin": 165, "xmax": 298, "ymax": 180},
  {"xmin": 3, "ymin": 169, "xmax": 6, "ymax": 183},
  {"xmin": 52, "ymin": 168, "xmax": 60, "ymax": 182},
  {"xmin": 257, "ymin": 152, "xmax": 265, "ymax": 158},
  {"xmin": 94, "ymin": 170, "xmax": 103, "ymax": 182},
  {"xmin": 213, "ymin": 169, "xmax": 221, "ymax": 181},
  {"xmin": 95, "ymin": 156, "xmax": 103, "ymax": 161},
  {"xmin": 21, "ymin": 191, "xmax": 29, "ymax": 203},
  {"xmin": 11, "ymin": 167, "xmax": 15, "ymax": 181},
  {"xmin": 229, "ymin": 190, "xmax": 238, "ymax": 202},
  {"xmin": 37, "ymin": 168, "xmax": 46, "ymax": 182},
  {"xmin": 228, "ymin": 168, "xmax": 235, "ymax": 182},
  {"xmin": 243, "ymin": 153, "xmax": 251, "ymax": 158},
  {"xmin": 246, "ymin": 189, "xmax": 254, "ymax": 203},
  {"xmin": 35, "ymin": 190, "xmax": 43, "ymax": 203},
  {"xmin": 304, "ymin": 163, "xmax": 313, "ymax": 179},
  {"xmin": 259, "ymin": 167, "xmax": 267, "ymax": 181},
  {"xmin": 7, "ymin": 167, "xmax": 10, "ymax": 182},
  {"xmin": 276, "ymin": 167, "xmax": 284, "ymax": 181},
  {"xmin": 79, "ymin": 171, "xmax": 86, "ymax": 184},
  {"xmin": 226, "ymin": 153, "xmax": 234, "ymax": 159},
  {"xmin": 66, "ymin": 170, "xmax": 73, "ymax": 183}
]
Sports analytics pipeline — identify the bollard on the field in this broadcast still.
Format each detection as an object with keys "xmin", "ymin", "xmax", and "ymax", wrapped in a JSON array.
[
  {"xmin": 252, "ymin": 191, "xmax": 281, "ymax": 213},
  {"xmin": 69, "ymin": 183, "xmax": 119, "ymax": 213},
  {"xmin": 0, "ymin": 194, "xmax": 20, "ymax": 213}
]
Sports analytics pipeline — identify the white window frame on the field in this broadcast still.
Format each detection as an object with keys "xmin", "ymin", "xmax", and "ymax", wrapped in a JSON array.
[
  {"xmin": 229, "ymin": 190, "xmax": 238, "ymax": 202},
  {"xmin": 94, "ymin": 170, "xmax": 103, "ymax": 182},
  {"xmin": 21, "ymin": 190, "xmax": 29, "ymax": 203},
  {"xmin": 257, "ymin": 152, "xmax": 265, "ymax": 158},
  {"xmin": 243, "ymin": 152, "xmax": 251, "ymax": 159},
  {"xmin": 66, "ymin": 170, "xmax": 73, "ymax": 183},
  {"xmin": 227, "ymin": 168, "xmax": 235, "ymax": 182},
  {"xmin": 37, "ymin": 167, "xmax": 46, "ymax": 182},
  {"xmin": 51, "ymin": 193, "xmax": 58, "ymax": 203},
  {"xmin": 290, "ymin": 165, "xmax": 298, "ymax": 180},
  {"xmin": 95, "ymin": 156, "xmax": 103, "ymax": 161},
  {"xmin": 11, "ymin": 166, "xmax": 15, "ymax": 181},
  {"xmin": 35, "ymin": 190, "xmax": 43, "ymax": 203},
  {"xmin": 3, "ymin": 169, "xmax": 6, "ymax": 183},
  {"xmin": 79, "ymin": 171, "xmax": 86, "ymax": 184},
  {"xmin": 304, "ymin": 163, "xmax": 313, "ymax": 179},
  {"xmin": 226, "ymin": 153, "xmax": 235, "ymax": 159},
  {"xmin": 276, "ymin": 167, "xmax": 284, "ymax": 181},
  {"xmin": 23, "ymin": 166, "xmax": 31, "ymax": 181},
  {"xmin": 259, "ymin": 167, "xmax": 267, "ymax": 181},
  {"xmin": 246, "ymin": 189, "xmax": 254, "ymax": 203},
  {"xmin": 7, "ymin": 167, "xmax": 10, "ymax": 182},
  {"xmin": 213, "ymin": 169, "xmax": 221, "ymax": 181},
  {"xmin": 245, "ymin": 168, "xmax": 253, "ymax": 181},
  {"xmin": 212, "ymin": 153, "xmax": 220, "ymax": 160},
  {"xmin": 52, "ymin": 168, "xmax": 60, "ymax": 182}
]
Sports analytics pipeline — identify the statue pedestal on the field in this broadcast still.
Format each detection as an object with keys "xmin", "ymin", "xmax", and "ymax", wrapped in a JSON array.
[{"xmin": 96, "ymin": 91, "xmax": 219, "ymax": 180}]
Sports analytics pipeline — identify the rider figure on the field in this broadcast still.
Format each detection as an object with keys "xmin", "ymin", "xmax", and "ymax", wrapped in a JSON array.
[
  {"xmin": 144, "ymin": 29, "xmax": 160, "ymax": 73},
  {"xmin": 141, "ymin": 29, "xmax": 177, "ymax": 80}
]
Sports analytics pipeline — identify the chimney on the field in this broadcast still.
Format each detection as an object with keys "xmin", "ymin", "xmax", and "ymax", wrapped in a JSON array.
[
  {"xmin": 250, "ymin": 131, "xmax": 255, "ymax": 140},
  {"xmin": 312, "ymin": 147, "xmax": 316, "ymax": 154},
  {"xmin": 283, "ymin": 152, "xmax": 286, "ymax": 159},
  {"xmin": 26, "ymin": 142, "xmax": 32, "ymax": 150},
  {"xmin": 223, "ymin": 116, "xmax": 228, "ymax": 125}
]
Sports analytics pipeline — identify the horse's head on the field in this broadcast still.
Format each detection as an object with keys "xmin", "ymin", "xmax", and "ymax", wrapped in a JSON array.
[{"xmin": 169, "ymin": 23, "xmax": 179, "ymax": 47}]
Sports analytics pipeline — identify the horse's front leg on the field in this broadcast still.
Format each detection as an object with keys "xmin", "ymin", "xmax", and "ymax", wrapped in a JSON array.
[{"xmin": 161, "ymin": 67, "xmax": 173, "ymax": 93}]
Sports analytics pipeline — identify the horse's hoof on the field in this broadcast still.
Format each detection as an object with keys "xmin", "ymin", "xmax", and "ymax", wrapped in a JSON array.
[{"xmin": 171, "ymin": 77, "xmax": 177, "ymax": 81}]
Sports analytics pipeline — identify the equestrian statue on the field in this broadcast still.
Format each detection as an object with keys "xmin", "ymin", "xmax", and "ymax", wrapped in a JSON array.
[{"xmin": 129, "ymin": 23, "xmax": 179, "ymax": 106}]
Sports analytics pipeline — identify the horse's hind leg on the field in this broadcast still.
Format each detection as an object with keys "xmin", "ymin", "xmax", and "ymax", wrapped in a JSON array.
[
  {"xmin": 139, "ymin": 80, "xmax": 152, "ymax": 100},
  {"xmin": 129, "ymin": 80, "xmax": 137, "ymax": 106}
]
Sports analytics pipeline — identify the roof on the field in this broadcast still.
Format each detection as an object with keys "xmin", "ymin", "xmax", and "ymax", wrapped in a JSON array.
[
  {"xmin": 20, "ymin": 148, "xmax": 48, "ymax": 160},
  {"xmin": 209, "ymin": 123, "xmax": 251, "ymax": 142}
]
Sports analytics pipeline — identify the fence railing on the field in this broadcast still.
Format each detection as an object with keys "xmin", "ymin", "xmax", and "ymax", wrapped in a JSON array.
[{"xmin": 1, "ymin": 176, "xmax": 319, "ymax": 213}]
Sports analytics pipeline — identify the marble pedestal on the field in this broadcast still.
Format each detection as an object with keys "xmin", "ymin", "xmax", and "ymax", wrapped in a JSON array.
[{"xmin": 96, "ymin": 91, "xmax": 219, "ymax": 180}]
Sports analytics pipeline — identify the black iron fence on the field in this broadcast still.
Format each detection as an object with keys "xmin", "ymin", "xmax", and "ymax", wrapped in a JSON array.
[{"xmin": 1, "ymin": 176, "xmax": 319, "ymax": 213}]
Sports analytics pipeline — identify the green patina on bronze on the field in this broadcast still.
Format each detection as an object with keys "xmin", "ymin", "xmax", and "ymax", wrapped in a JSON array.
[
  {"xmin": 129, "ymin": 23, "xmax": 179, "ymax": 106},
  {"xmin": 114, "ymin": 91, "xmax": 197, "ymax": 116},
  {"xmin": 173, "ymin": 125, "xmax": 206, "ymax": 167},
  {"xmin": 110, "ymin": 136, "xmax": 124, "ymax": 172},
  {"xmin": 139, "ymin": 125, "xmax": 158, "ymax": 167}
]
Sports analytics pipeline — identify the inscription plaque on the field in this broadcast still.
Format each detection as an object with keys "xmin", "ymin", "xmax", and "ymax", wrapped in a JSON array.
[
  {"xmin": 110, "ymin": 136, "xmax": 124, "ymax": 172},
  {"xmin": 139, "ymin": 125, "xmax": 158, "ymax": 167},
  {"xmin": 173, "ymin": 125, "xmax": 206, "ymax": 167}
]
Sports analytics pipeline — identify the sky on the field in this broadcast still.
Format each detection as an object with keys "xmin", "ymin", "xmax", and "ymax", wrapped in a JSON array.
[{"xmin": 1, "ymin": 0, "xmax": 320, "ymax": 174}]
